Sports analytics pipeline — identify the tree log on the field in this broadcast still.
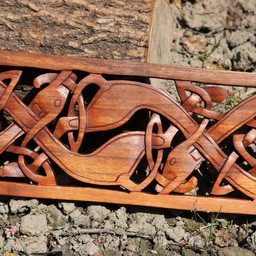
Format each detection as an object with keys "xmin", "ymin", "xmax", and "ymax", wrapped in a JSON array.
[{"xmin": 0, "ymin": 0, "xmax": 155, "ymax": 61}]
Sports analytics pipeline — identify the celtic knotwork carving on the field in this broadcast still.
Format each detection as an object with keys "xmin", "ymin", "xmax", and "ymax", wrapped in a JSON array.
[
  {"xmin": 176, "ymin": 80, "xmax": 235, "ymax": 120},
  {"xmin": 0, "ymin": 50, "xmax": 255, "ymax": 214}
]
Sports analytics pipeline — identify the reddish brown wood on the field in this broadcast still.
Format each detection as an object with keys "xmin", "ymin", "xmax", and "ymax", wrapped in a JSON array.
[{"xmin": 0, "ymin": 50, "xmax": 255, "ymax": 214}]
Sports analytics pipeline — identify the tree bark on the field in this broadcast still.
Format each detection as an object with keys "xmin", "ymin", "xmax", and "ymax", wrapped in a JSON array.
[{"xmin": 0, "ymin": 0, "xmax": 155, "ymax": 61}]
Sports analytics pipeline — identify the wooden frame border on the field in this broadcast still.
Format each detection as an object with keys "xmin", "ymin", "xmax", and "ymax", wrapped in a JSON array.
[{"xmin": 0, "ymin": 51, "xmax": 255, "ymax": 215}]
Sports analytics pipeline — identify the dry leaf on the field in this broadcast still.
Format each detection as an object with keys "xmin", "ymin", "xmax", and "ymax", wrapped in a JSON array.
[
  {"xmin": 183, "ymin": 34, "xmax": 208, "ymax": 54},
  {"xmin": 5, "ymin": 252, "xmax": 17, "ymax": 256},
  {"xmin": 170, "ymin": 0, "xmax": 182, "ymax": 9}
]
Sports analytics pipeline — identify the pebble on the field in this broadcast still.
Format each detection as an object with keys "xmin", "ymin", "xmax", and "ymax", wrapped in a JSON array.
[
  {"xmin": 217, "ymin": 247, "xmax": 255, "ymax": 256},
  {"xmin": 20, "ymin": 213, "xmax": 48, "ymax": 236},
  {"xmin": 166, "ymin": 226, "xmax": 187, "ymax": 243}
]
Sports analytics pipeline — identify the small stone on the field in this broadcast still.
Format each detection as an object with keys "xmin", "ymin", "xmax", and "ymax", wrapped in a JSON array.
[
  {"xmin": 103, "ymin": 235, "xmax": 120, "ymax": 251},
  {"xmin": 73, "ymin": 214, "xmax": 90, "ymax": 228},
  {"xmin": 104, "ymin": 250, "xmax": 119, "ymax": 256},
  {"xmin": 20, "ymin": 213, "xmax": 48, "ymax": 236},
  {"xmin": 128, "ymin": 221, "xmax": 156, "ymax": 236},
  {"xmin": 153, "ymin": 231, "xmax": 169, "ymax": 248},
  {"xmin": 218, "ymin": 247, "xmax": 255, "ymax": 256},
  {"xmin": 21, "ymin": 235, "xmax": 48, "ymax": 254},
  {"xmin": 79, "ymin": 234, "xmax": 92, "ymax": 244},
  {"xmin": 91, "ymin": 220, "xmax": 100, "ymax": 228},
  {"xmin": 152, "ymin": 215, "xmax": 169, "ymax": 231},
  {"xmin": 45, "ymin": 205, "xmax": 67, "ymax": 228},
  {"xmin": 236, "ymin": 0, "xmax": 256, "ymax": 12},
  {"xmin": 84, "ymin": 240, "xmax": 102, "ymax": 256},
  {"xmin": 237, "ymin": 226, "xmax": 248, "ymax": 243},
  {"xmin": 247, "ymin": 230, "xmax": 256, "ymax": 245},
  {"xmin": 59, "ymin": 202, "xmax": 76, "ymax": 215},
  {"xmin": 227, "ymin": 30, "xmax": 255, "ymax": 48},
  {"xmin": 93, "ymin": 252, "xmax": 103, "ymax": 256},
  {"xmin": 125, "ymin": 244, "xmax": 137, "ymax": 252},
  {"xmin": 87, "ymin": 205, "xmax": 111, "ymax": 222},
  {"xmin": 0, "ymin": 202, "xmax": 9, "ymax": 214},
  {"xmin": 69, "ymin": 208, "xmax": 82, "ymax": 219},
  {"xmin": 187, "ymin": 235, "xmax": 205, "ymax": 251},
  {"xmin": 176, "ymin": 217, "xmax": 185, "ymax": 227},
  {"xmin": 182, "ymin": 248, "xmax": 199, "ymax": 256},
  {"xmin": 0, "ymin": 234, "xmax": 5, "ymax": 249},
  {"xmin": 214, "ymin": 227, "xmax": 238, "ymax": 247},
  {"xmin": 127, "ymin": 213, "xmax": 156, "ymax": 236},
  {"xmin": 166, "ymin": 226, "xmax": 186, "ymax": 243},
  {"xmin": 232, "ymin": 42, "xmax": 256, "ymax": 70},
  {"xmin": 9, "ymin": 199, "xmax": 39, "ymax": 214},
  {"xmin": 51, "ymin": 229, "xmax": 67, "ymax": 245},
  {"xmin": 120, "ymin": 234, "xmax": 128, "ymax": 250},
  {"xmin": 104, "ymin": 220, "xmax": 115, "ymax": 230},
  {"xmin": 115, "ymin": 207, "xmax": 128, "ymax": 229}
]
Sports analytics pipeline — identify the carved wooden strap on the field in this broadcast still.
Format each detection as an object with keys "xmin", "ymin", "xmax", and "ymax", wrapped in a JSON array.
[{"xmin": 0, "ymin": 50, "xmax": 255, "ymax": 214}]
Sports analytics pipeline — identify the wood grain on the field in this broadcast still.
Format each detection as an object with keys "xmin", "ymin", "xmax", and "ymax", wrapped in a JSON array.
[
  {"xmin": 0, "ymin": 50, "xmax": 255, "ymax": 86},
  {"xmin": 0, "ymin": 50, "xmax": 255, "ymax": 214}
]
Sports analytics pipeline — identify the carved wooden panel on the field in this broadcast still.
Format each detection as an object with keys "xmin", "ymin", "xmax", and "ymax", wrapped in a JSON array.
[{"xmin": 0, "ymin": 51, "xmax": 255, "ymax": 214}]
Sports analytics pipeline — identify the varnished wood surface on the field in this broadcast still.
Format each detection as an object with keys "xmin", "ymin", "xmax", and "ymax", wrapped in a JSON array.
[
  {"xmin": 0, "ymin": 182, "xmax": 255, "ymax": 215},
  {"xmin": 0, "ymin": 50, "xmax": 255, "ymax": 86},
  {"xmin": 0, "ymin": 50, "xmax": 255, "ymax": 215}
]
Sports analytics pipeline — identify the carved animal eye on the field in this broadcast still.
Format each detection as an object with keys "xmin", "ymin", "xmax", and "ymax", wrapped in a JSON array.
[
  {"xmin": 54, "ymin": 99, "xmax": 61, "ymax": 107},
  {"xmin": 169, "ymin": 158, "xmax": 176, "ymax": 165}
]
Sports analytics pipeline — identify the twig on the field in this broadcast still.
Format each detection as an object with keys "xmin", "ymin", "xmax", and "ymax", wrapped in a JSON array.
[{"xmin": 53, "ymin": 228, "xmax": 154, "ymax": 240}]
